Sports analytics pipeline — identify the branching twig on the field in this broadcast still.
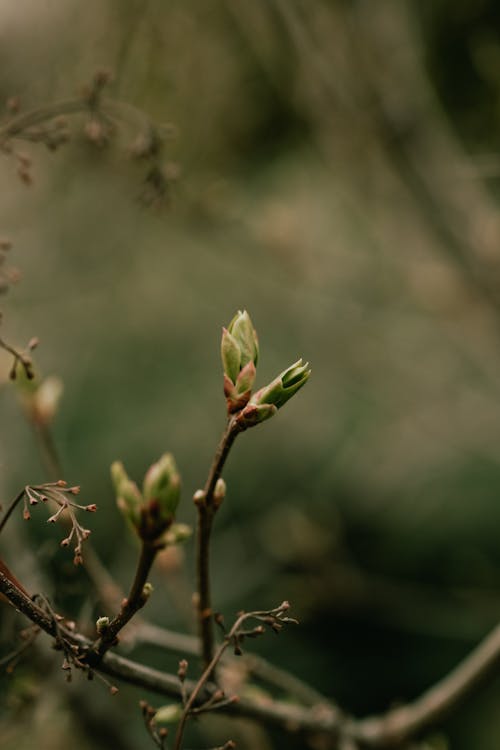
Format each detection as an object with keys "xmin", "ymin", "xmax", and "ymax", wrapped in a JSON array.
[
  {"xmin": 0, "ymin": 73, "xmax": 176, "ymax": 205},
  {"xmin": 0, "ymin": 335, "xmax": 35, "ymax": 380},
  {"xmin": 5, "ymin": 561, "xmax": 500, "ymax": 747},
  {"xmin": 91, "ymin": 541, "xmax": 159, "ymax": 659},
  {"xmin": 173, "ymin": 602, "xmax": 297, "ymax": 750},
  {"xmin": 0, "ymin": 625, "xmax": 40, "ymax": 672},
  {"xmin": 0, "ymin": 482, "xmax": 96, "ymax": 565},
  {"xmin": 195, "ymin": 416, "xmax": 242, "ymax": 670}
]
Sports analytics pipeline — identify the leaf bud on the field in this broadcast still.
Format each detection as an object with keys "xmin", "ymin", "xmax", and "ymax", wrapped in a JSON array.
[
  {"xmin": 143, "ymin": 453, "xmax": 181, "ymax": 521},
  {"xmin": 111, "ymin": 461, "xmax": 143, "ymax": 529},
  {"xmin": 96, "ymin": 616, "xmax": 110, "ymax": 634},
  {"xmin": 250, "ymin": 359, "xmax": 311, "ymax": 411},
  {"xmin": 213, "ymin": 478, "xmax": 226, "ymax": 508},
  {"xmin": 221, "ymin": 310, "xmax": 259, "ymax": 413}
]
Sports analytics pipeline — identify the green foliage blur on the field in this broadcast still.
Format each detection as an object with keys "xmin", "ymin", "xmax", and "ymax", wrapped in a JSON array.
[{"xmin": 2, "ymin": 1, "xmax": 500, "ymax": 748}]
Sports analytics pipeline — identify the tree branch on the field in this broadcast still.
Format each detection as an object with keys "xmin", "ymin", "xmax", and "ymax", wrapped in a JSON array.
[
  {"xmin": 4, "ymin": 564, "xmax": 500, "ymax": 747},
  {"xmin": 350, "ymin": 620, "xmax": 500, "ymax": 747},
  {"xmin": 0, "ymin": 96, "xmax": 151, "ymax": 142},
  {"xmin": 91, "ymin": 542, "xmax": 158, "ymax": 659},
  {"xmin": 196, "ymin": 416, "xmax": 241, "ymax": 669}
]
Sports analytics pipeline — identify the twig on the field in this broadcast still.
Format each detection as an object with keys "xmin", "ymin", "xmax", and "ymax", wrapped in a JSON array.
[
  {"xmin": 0, "ymin": 489, "xmax": 26, "ymax": 536},
  {"xmin": 195, "ymin": 416, "xmax": 242, "ymax": 669},
  {"xmin": 349, "ymin": 619, "xmax": 500, "ymax": 746},
  {"xmin": 173, "ymin": 602, "xmax": 296, "ymax": 750},
  {"xmin": 0, "ymin": 96, "xmax": 150, "ymax": 143},
  {"xmin": 0, "ymin": 625, "xmax": 40, "ymax": 671},
  {"xmin": 5, "ymin": 562, "xmax": 500, "ymax": 746},
  {"xmin": 0, "ymin": 571, "xmax": 339, "ymax": 738},
  {"xmin": 242, "ymin": 653, "xmax": 328, "ymax": 707},
  {"xmin": 92, "ymin": 541, "xmax": 159, "ymax": 659},
  {"xmin": 0, "ymin": 336, "xmax": 34, "ymax": 379}
]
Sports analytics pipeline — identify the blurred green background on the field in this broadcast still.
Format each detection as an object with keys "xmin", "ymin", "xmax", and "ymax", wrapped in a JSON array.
[{"xmin": 2, "ymin": 1, "xmax": 500, "ymax": 748}]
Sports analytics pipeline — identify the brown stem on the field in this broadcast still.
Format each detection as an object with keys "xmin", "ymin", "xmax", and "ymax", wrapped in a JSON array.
[
  {"xmin": 174, "ymin": 607, "xmax": 279, "ymax": 750},
  {"xmin": 196, "ymin": 417, "xmax": 241, "ymax": 669},
  {"xmin": 0, "ymin": 568, "xmax": 340, "ymax": 739},
  {"xmin": 350, "ymin": 620, "xmax": 500, "ymax": 746},
  {"xmin": 0, "ymin": 96, "xmax": 151, "ymax": 142},
  {"xmin": 92, "ymin": 542, "xmax": 158, "ymax": 659},
  {"xmin": 7, "ymin": 561, "xmax": 500, "ymax": 746},
  {"xmin": 0, "ymin": 336, "xmax": 33, "ymax": 378},
  {"xmin": 0, "ymin": 489, "xmax": 25, "ymax": 536},
  {"xmin": 174, "ymin": 637, "xmax": 232, "ymax": 750}
]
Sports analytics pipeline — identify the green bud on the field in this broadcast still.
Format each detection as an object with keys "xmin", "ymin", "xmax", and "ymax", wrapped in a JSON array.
[
  {"xmin": 155, "ymin": 704, "xmax": 183, "ymax": 724},
  {"xmin": 214, "ymin": 478, "xmax": 226, "ymax": 505},
  {"xmin": 96, "ymin": 616, "xmax": 110, "ymax": 634},
  {"xmin": 141, "ymin": 582, "xmax": 154, "ymax": 603},
  {"xmin": 111, "ymin": 461, "xmax": 143, "ymax": 528},
  {"xmin": 221, "ymin": 310, "xmax": 259, "ymax": 413},
  {"xmin": 221, "ymin": 328, "xmax": 241, "ymax": 384},
  {"xmin": 143, "ymin": 453, "xmax": 181, "ymax": 521},
  {"xmin": 250, "ymin": 359, "xmax": 311, "ymax": 411},
  {"xmin": 228, "ymin": 310, "xmax": 259, "ymax": 369}
]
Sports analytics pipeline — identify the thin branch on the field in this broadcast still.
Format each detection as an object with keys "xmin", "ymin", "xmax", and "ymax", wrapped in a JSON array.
[
  {"xmin": 242, "ymin": 652, "xmax": 328, "ymax": 707},
  {"xmin": 196, "ymin": 416, "xmax": 241, "ymax": 669},
  {"xmin": 0, "ymin": 96, "xmax": 151, "ymax": 143},
  {"xmin": 5, "ymin": 564, "xmax": 500, "ymax": 746},
  {"xmin": 0, "ymin": 570, "xmax": 340, "ymax": 739},
  {"xmin": 0, "ymin": 489, "xmax": 26, "ymax": 536},
  {"xmin": 349, "ymin": 620, "xmax": 500, "ymax": 746},
  {"xmin": 92, "ymin": 542, "xmax": 158, "ymax": 659},
  {"xmin": 173, "ymin": 603, "xmax": 296, "ymax": 750},
  {"xmin": 0, "ymin": 336, "xmax": 34, "ymax": 379}
]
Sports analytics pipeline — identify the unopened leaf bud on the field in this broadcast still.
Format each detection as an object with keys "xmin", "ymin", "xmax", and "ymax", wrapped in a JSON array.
[
  {"xmin": 228, "ymin": 310, "xmax": 259, "ymax": 369},
  {"xmin": 154, "ymin": 704, "xmax": 183, "ymax": 724},
  {"xmin": 193, "ymin": 490, "xmax": 207, "ymax": 505},
  {"xmin": 250, "ymin": 359, "xmax": 310, "ymax": 411},
  {"xmin": 140, "ymin": 582, "xmax": 154, "ymax": 603},
  {"xmin": 213, "ymin": 478, "xmax": 226, "ymax": 508},
  {"xmin": 96, "ymin": 616, "xmax": 110, "ymax": 634},
  {"xmin": 221, "ymin": 310, "xmax": 259, "ymax": 413},
  {"xmin": 31, "ymin": 376, "xmax": 63, "ymax": 425},
  {"xmin": 143, "ymin": 452, "xmax": 181, "ymax": 521},
  {"xmin": 221, "ymin": 328, "xmax": 241, "ymax": 384},
  {"xmin": 111, "ymin": 461, "xmax": 143, "ymax": 529}
]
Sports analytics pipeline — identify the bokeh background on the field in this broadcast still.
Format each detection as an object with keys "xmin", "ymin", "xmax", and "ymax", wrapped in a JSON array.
[{"xmin": 2, "ymin": 1, "xmax": 500, "ymax": 748}]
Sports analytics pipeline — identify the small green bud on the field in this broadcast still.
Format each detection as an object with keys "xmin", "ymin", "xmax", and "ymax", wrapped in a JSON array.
[
  {"xmin": 250, "ymin": 359, "xmax": 311, "ymax": 411},
  {"xmin": 221, "ymin": 328, "xmax": 241, "ymax": 384},
  {"xmin": 96, "ymin": 616, "xmax": 110, "ymax": 634},
  {"xmin": 228, "ymin": 310, "xmax": 259, "ymax": 368},
  {"xmin": 143, "ymin": 453, "xmax": 181, "ymax": 521},
  {"xmin": 154, "ymin": 703, "xmax": 183, "ymax": 724},
  {"xmin": 214, "ymin": 478, "xmax": 226, "ymax": 507},
  {"xmin": 140, "ymin": 582, "xmax": 154, "ymax": 603},
  {"xmin": 193, "ymin": 489, "xmax": 206, "ymax": 506},
  {"xmin": 221, "ymin": 310, "xmax": 259, "ymax": 413},
  {"xmin": 111, "ymin": 461, "xmax": 143, "ymax": 528},
  {"xmin": 112, "ymin": 456, "xmax": 182, "ymax": 544}
]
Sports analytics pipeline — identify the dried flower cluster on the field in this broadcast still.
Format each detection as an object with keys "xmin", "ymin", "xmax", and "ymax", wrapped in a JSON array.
[{"xmin": 7, "ymin": 480, "xmax": 97, "ymax": 565}]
